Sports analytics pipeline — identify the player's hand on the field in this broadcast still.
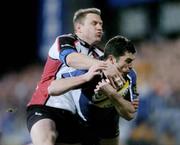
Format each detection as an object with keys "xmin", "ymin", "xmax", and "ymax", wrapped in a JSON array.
[
  {"xmin": 103, "ymin": 63, "xmax": 125, "ymax": 89},
  {"xmin": 83, "ymin": 63, "xmax": 107, "ymax": 82},
  {"xmin": 94, "ymin": 79, "xmax": 116, "ymax": 97},
  {"xmin": 113, "ymin": 76, "xmax": 124, "ymax": 90},
  {"xmin": 131, "ymin": 98, "xmax": 139, "ymax": 111}
]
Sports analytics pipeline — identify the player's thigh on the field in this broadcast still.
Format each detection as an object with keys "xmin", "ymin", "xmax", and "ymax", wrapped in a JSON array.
[
  {"xmin": 99, "ymin": 136, "xmax": 120, "ymax": 145},
  {"xmin": 30, "ymin": 118, "xmax": 57, "ymax": 145}
]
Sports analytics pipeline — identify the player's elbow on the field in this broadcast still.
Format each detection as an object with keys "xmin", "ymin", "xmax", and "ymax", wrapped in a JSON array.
[
  {"xmin": 48, "ymin": 85, "xmax": 53, "ymax": 96},
  {"xmin": 124, "ymin": 113, "xmax": 135, "ymax": 121},
  {"xmin": 116, "ymin": 110, "xmax": 135, "ymax": 121},
  {"xmin": 66, "ymin": 53, "xmax": 77, "ymax": 67},
  {"xmin": 66, "ymin": 58, "xmax": 72, "ymax": 67},
  {"xmin": 48, "ymin": 81, "xmax": 57, "ymax": 96},
  {"xmin": 125, "ymin": 108, "xmax": 137, "ymax": 120},
  {"xmin": 118, "ymin": 110, "xmax": 136, "ymax": 121}
]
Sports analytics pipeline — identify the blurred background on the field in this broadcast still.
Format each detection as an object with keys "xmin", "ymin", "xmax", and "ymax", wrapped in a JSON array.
[{"xmin": 1, "ymin": 0, "xmax": 180, "ymax": 145}]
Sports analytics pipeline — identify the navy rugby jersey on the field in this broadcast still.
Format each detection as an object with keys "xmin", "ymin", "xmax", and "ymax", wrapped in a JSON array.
[{"xmin": 61, "ymin": 69, "xmax": 138, "ymax": 121}]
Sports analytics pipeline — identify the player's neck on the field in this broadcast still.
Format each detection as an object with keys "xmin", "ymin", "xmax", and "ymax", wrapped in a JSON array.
[{"xmin": 76, "ymin": 33, "xmax": 93, "ymax": 45}]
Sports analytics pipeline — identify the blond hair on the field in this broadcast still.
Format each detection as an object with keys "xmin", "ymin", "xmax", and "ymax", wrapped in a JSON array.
[{"xmin": 73, "ymin": 8, "xmax": 101, "ymax": 26}]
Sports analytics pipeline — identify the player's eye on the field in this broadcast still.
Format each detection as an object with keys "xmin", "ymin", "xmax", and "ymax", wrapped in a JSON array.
[
  {"xmin": 126, "ymin": 59, "xmax": 132, "ymax": 64},
  {"xmin": 92, "ymin": 21, "xmax": 97, "ymax": 25}
]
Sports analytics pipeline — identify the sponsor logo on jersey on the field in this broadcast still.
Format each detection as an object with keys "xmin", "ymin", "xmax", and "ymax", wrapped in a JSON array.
[
  {"xmin": 117, "ymin": 81, "xmax": 129, "ymax": 97},
  {"xmin": 92, "ymin": 80, "xmax": 130, "ymax": 108}
]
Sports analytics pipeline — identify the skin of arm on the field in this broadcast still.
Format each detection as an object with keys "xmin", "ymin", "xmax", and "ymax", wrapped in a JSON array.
[
  {"xmin": 109, "ymin": 90, "xmax": 137, "ymax": 120},
  {"xmin": 48, "ymin": 63, "xmax": 107, "ymax": 96},
  {"xmin": 48, "ymin": 75, "xmax": 88, "ymax": 96},
  {"xmin": 66, "ymin": 52, "xmax": 122, "ymax": 88},
  {"xmin": 66, "ymin": 52, "xmax": 106, "ymax": 69},
  {"xmin": 95, "ymin": 79, "xmax": 138, "ymax": 120}
]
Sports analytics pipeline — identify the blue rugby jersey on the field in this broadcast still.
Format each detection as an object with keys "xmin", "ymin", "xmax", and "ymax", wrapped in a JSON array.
[{"xmin": 62, "ymin": 69, "xmax": 138, "ymax": 121}]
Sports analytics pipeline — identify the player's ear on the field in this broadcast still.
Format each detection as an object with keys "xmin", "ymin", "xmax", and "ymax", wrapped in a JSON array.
[
  {"xmin": 75, "ymin": 23, "xmax": 82, "ymax": 33},
  {"xmin": 108, "ymin": 55, "xmax": 116, "ymax": 64}
]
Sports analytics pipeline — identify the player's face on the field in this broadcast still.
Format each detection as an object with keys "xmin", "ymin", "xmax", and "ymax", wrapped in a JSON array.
[
  {"xmin": 80, "ymin": 13, "xmax": 103, "ymax": 45},
  {"xmin": 117, "ymin": 52, "xmax": 135, "ymax": 75}
]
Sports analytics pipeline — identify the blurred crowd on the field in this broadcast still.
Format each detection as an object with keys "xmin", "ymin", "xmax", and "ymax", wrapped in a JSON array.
[
  {"xmin": 0, "ymin": 64, "xmax": 42, "ymax": 145},
  {"xmin": 0, "ymin": 38, "xmax": 180, "ymax": 145},
  {"xmin": 125, "ymin": 38, "xmax": 180, "ymax": 145}
]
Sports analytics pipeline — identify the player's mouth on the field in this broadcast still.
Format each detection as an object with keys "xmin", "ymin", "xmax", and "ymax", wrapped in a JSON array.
[
  {"xmin": 96, "ymin": 31, "xmax": 103, "ymax": 37},
  {"xmin": 123, "ymin": 71, "xmax": 129, "ymax": 76}
]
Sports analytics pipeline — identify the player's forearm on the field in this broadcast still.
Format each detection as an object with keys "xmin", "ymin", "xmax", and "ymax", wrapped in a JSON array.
[
  {"xmin": 114, "ymin": 104, "xmax": 136, "ymax": 120},
  {"xmin": 66, "ymin": 52, "xmax": 104, "ymax": 69},
  {"xmin": 108, "ymin": 91, "xmax": 136, "ymax": 120},
  {"xmin": 48, "ymin": 75, "xmax": 87, "ymax": 96}
]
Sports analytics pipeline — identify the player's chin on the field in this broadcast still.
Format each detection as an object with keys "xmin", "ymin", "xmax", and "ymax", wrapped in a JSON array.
[
  {"xmin": 123, "ymin": 71, "xmax": 129, "ymax": 75},
  {"xmin": 93, "ymin": 38, "xmax": 101, "ymax": 44},
  {"xmin": 96, "ymin": 35, "xmax": 102, "ymax": 41}
]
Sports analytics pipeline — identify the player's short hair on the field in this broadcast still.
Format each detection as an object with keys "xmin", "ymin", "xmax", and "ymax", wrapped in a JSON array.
[
  {"xmin": 73, "ymin": 8, "xmax": 101, "ymax": 26},
  {"xmin": 104, "ymin": 35, "xmax": 136, "ymax": 59}
]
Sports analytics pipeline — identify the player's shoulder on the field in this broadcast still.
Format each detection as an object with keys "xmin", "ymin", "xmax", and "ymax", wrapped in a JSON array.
[
  {"xmin": 128, "ymin": 69, "xmax": 137, "ymax": 78},
  {"xmin": 56, "ymin": 33, "xmax": 76, "ymax": 46},
  {"xmin": 94, "ymin": 45, "xmax": 104, "ymax": 52},
  {"xmin": 127, "ymin": 69, "xmax": 137, "ymax": 85}
]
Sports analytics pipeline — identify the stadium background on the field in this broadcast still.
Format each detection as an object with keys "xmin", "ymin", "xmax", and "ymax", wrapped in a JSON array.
[{"xmin": 1, "ymin": 0, "xmax": 180, "ymax": 145}]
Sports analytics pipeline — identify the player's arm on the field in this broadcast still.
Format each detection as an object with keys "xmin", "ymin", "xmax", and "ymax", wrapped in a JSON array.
[
  {"xmin": 95, "ymin": 79, "xmax": 137, "ymax": 120},
  {"xmin": 58, "ymin": 36, "xmax": 106, "ymax": 69},
  {"xmin": 48, "ymin": 75, "xmax": 87, "ymax": 96},
  {"xmin": 58, "ymin": 36, "xmax": 122, "ymax": 88},
  {"xmin": 66, "ymin": 52, "xmax": 106, "ymax": 69},
  {"xmin": 65, "ymin": 52, "xmax": 123, "ymax": 88},
  {"xmin": 48, "ymin": 63, "xmax": 107, "ymax": 96}
]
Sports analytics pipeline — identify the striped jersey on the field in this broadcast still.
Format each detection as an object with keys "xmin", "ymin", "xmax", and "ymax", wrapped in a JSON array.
[{"xmin": 27, "ymin": 34, "xmax": 104, "ymax": 114}]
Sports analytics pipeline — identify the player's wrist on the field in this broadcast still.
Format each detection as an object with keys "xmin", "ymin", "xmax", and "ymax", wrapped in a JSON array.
[
  {"xmin": 94, "ymin": 60, "xmax": 107, "ymax": 66},
  {"xmin": 81, "ymin": 73, "xmax": 91, "ymax": 82},
  {"xmin": 105, "ymin": 88, "xmax": 116, "ymax": 98}
]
